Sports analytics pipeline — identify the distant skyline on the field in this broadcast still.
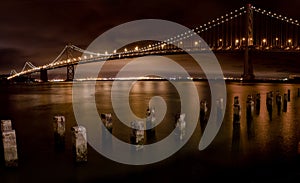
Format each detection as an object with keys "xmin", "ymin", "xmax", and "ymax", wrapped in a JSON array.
[{"xmin": 0, "ymin": 0, "xmax": 299, "ymax": 73}]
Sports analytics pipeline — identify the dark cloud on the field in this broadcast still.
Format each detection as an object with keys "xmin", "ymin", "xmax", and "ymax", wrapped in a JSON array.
[
  {"xmin": 0, "ymin": 48, "xmax": 26, "ymax": 73},
  {"xmin": 0, "ymin": 0, "xmax": 299, "ymax": 74}
]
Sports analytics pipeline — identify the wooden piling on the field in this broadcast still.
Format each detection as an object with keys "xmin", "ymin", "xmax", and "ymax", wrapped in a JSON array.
[
  {"xmin": 175, "ymin": 113, "xmax": 186, "ymax": 140},
  {"xmin": 2, "ymin": 130, "xmax": 18, "ymax": 167},
  {"xmin": 283, "ymin": 94, "xmax": 288, "ymax": 112},
  {"xmin": 130, "ymin": 121, "xmax": 145, "ymax": 150},
  {"xmin": 233, "ymin": 96, "xmax": 241, "ymax": 124},
  {"xmin": 72, "ymin": 126, "xmax": 87, "ymax": 162},
  {"xmin": 1, "ymin": 120, "xmax": 12, "ymax": 133},
  {"xmin": 53, "ymin": 116, "xmax": 65, "ymax": 148}
]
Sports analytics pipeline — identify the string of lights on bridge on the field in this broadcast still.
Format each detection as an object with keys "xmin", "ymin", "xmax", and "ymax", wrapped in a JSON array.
[
  {"xmin": 8, "ymin": 5, "xmax": 300, "ymax": 80},
  {"xmin": 252, "ymin": 6, "xmax": 299, "ymax": 26}
]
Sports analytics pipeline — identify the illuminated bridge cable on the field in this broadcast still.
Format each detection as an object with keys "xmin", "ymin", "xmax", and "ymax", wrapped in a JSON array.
[{"xmin": 21, "ymin": 62, "xmax": 37, "ymax": 72}]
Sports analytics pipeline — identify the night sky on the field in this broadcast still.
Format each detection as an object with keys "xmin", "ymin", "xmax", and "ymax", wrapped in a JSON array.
[{"xmin": 0, "ymin": 0, "xmax": 299, "ymax": 74}]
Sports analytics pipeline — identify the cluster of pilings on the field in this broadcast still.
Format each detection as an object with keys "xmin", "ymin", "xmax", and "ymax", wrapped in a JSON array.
[
  {"xmin": 53, "ymin": 116, "xmax": 87, "ymax": 163},
  {"xmin": 230, "ymin": 88, "xmax": 300, "ymax": 154},
  {"xmin": 199, "ymin": 98, "xmax": 225, "ymax": 132}
]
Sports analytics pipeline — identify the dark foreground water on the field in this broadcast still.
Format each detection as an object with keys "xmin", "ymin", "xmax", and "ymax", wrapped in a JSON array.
[{"xmin": 0, "ymin": 81, "xmax": 300, "ymax": 183}]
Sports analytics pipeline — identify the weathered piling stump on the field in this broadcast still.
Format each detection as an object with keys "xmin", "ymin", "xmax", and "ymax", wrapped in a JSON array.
[
  {"xmin": 276, "ymin": 94, "xmax": 282, "ymax": 115},
  {"xmin": 2, "ymin": 130, "xmax": 18, "ymax": 167},
  {"xmin": 246, "ymin": 95, "xmax": 254, "ymax": 119},
  {"xmin": 288, "ymin": 89, "xmax": 291, "ymax": 101},
  {"xmin": 72, "ymin": 126, "xmax": 87, "ymax": 163},
  {"xmin": 255, "ymin": 93, "xmax": 261, "ymax": 115},
  {"xmin": 283, "ymin": 94, "xmax": 288, "ymax": 112},
  {"xmin": 100, "ymin": 113, "xmax": 113, "ymax": 133},
  {"xmin": 130, "ymin": 121, "xmax": 145, "ymax": 150},
  {"xmin": 200, "ymin": 100, "xmax": 208, "ymax": 131},
  {"xmin": 175, "ymin": 113, "xmax": 186, "ymax": 140},
  {"xmin": 146, "ymin": 107, "xmax": 156, "ymax": 140},
  {"xmin": 1, "ymin": 120, "xmax": 12, "ymax": 133},
  {"xmin": 266, "ymin": 92, "xmax": 273, "ymax": 120},
  {"xmin": 233, "ymin": 96, "xmax": 241, "ymax": 124},
  {"xmin": 53, "ymin": 116, "xmax": 65, "ymax": 148}
]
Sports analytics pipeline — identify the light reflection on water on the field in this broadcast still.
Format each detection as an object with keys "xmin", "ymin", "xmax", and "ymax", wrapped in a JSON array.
[{"xmin": 1, "ymin": 81, "xmax": 300, "ymax": 181}]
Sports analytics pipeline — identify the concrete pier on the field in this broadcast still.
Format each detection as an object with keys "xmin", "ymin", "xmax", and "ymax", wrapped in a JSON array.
[
  {"xmin": 53, "ymin": 116, "xmax": 65, "ymax": 148},
  {"xmin": 71, "ymin": 126, "xmax": 87, "ymax": 163},
  {"xmin": 2, "ymin": 130, "xmax": 18, "ymax": 167}
]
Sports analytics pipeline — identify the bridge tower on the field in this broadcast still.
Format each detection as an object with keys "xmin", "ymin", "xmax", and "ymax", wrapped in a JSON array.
[
  {"xmin": 242, "ymin": 4, "xmax": 255, "ymax": 80},
  {"xmin": 66, "ymin": 44, "xmax": 75, "ymax": 81}
]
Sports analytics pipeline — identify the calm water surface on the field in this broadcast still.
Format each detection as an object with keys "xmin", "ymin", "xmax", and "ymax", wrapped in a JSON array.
[{"xmin": 0, "ymin": 81, "xmax": 300, "ymax": 182}]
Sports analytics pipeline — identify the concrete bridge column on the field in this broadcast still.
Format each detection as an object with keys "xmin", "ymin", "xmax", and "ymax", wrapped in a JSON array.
[
  {"xmin": 40, "ymin": 69, "xmax": 48, "ymax": 82},
  {"xmin": 66, "ymin": 65, "xmax": 74, "ymax": 81},
  {"xmin": 67, "ymin": 65, "xmax": 74, "ymax": 81}
]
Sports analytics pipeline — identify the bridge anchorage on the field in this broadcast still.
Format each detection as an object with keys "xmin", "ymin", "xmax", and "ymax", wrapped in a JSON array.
[{"xmin": 7, "ymin": 4, "xmax": 300, "ymax": 82}]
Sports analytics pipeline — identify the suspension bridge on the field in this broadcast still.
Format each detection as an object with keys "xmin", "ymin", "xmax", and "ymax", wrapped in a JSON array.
[{"xmin": 7, "ymin": 4, "xmax": 300, "ymax": 82}]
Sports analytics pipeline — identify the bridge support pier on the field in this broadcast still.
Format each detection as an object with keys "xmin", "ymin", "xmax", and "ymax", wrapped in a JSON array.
[
  {"xmin": 40, "ymin": 69, "xmax": 48, "ymax": 82},
  {"xmin": 242, "ymin": 4, "xmax": 255, "ymax": 81},
  {"xmin": 66, "ymin": 65, "xmax": 74, "ymax": 81}
]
